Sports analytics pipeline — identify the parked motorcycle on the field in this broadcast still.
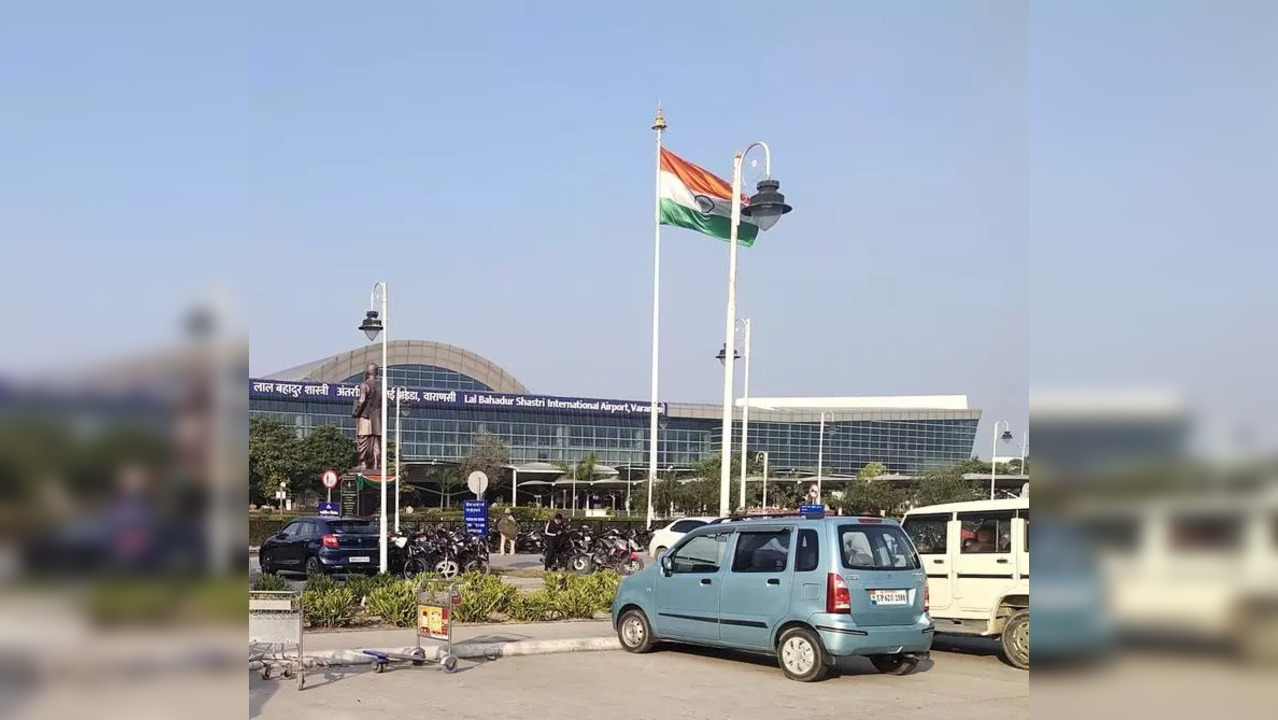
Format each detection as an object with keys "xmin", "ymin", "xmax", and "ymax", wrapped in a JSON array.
[{"xmin": 588, "ymin": 528, "xmax": 644, "ymax": 575}]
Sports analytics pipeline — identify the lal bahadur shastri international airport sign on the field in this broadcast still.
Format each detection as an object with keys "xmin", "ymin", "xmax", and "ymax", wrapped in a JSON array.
[{"xmin": 250, "ymin": 379, "xmax": 667, "ymax": 418}]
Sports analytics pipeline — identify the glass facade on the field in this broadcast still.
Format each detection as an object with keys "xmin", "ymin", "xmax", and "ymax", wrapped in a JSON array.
[
  {"xmin": 340, "ymin": 364, "xmax": 493, "ymax": 392},
  {"xmin": 251, "ymin": 363, "xmax": 979, "ymax": 475}
]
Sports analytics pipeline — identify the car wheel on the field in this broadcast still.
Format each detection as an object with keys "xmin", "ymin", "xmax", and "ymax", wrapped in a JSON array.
[
  {"xmin": 304, "ymin": 556, "xmax": 323, "ymax": 579},
  {"xmin": 1000, "ymin": 609, "xmax": 1029, "ymax": 670},
  {"xmin": 777, "ymin": 626, "xmax": 829, "ymax": 682},
  {"xmin": 652, "ymin": 546, "xmax": 667, "ymax": 561},
  {"xmin": 259, "ymin": 552, "xmax": 276, "ymax": 576},
  {"xmin": 869, "ymin": 653, "xmax": 919, "ymax": 675},
  {"xmin": 617, "ymin": 609, "xmax": 655, "ymax": 654}
]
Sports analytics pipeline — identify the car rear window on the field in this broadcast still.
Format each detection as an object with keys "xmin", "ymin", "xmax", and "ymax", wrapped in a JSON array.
[
  {"xmin": 670, "ymin": 520, "xmax": 706, "ymax": 533},
  {"xmin": 327, "ymin": 521, "xmax": 377, "ymax": 534},
  {"xmin": 839, "ymin": 525, "xmax": 919, "ymax": 570}
]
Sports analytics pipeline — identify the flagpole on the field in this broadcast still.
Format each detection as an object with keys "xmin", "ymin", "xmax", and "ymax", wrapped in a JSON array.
[{"xmin": 646, "ymin": 105, "xmax": 666, "ymax": 529}]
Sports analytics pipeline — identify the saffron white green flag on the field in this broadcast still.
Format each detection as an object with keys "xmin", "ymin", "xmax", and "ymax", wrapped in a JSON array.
[{"xmin": 658, "ymin": 148, "xmax": 758, "ymax": 246}]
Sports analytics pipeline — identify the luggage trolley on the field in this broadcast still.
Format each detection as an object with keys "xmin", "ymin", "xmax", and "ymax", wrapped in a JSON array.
[
  {"xmin": 249, "ymin": 590, "xmax": 305, "ymax": 689},
  {"xmin": 363, "ymin": 579, "xmax": 461, "ymax": 674}
]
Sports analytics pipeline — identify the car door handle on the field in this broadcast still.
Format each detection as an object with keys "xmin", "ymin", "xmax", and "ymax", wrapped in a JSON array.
[
  {"xmin": 700, "ymin": 579, "xmax": 712, "ymax": 586},
  {"xmin": 766, "ymin": 579, "xmax": 780, "ymax": 586},
  {"xmin": 932, "ymin": 559, "xmax": 944, "ymax": 564},
  {"xmin": 996, "ymin": 558, "xmax": 1009, "ymax": 564}
]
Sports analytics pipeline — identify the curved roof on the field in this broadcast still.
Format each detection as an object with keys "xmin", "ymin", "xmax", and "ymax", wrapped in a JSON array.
[{"xmin": 264, "ymin": 340, "xmax": 529, "ymax": 394}]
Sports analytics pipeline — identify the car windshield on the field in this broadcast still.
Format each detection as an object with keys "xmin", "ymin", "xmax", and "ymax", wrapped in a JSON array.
[
  {"xmin": 839, "ymin": 525, "xmax": 920, "ymax": 570},
  {"xmin": 327, "ymin": 521, "xmax": 376, "ymax": 533}
]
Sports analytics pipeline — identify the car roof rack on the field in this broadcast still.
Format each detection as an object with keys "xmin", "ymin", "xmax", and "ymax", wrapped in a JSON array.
[{"xmin": 712, "ymin": 510, "xmax": 823, "ymax": 524}]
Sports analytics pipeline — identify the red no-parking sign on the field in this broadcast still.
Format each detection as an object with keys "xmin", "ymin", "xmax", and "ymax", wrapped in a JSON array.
[{"xmin": 321, "ymin": 469, "xmax": 340, "ymax": 489}]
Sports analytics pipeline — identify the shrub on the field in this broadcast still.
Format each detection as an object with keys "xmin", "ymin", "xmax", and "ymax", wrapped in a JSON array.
[
  {"xmin": 343, "ymin": 573, "xmax": 396, "ymax": 603},
  {"xmin": 453, "ymin": 573, "xmax": 517, "ymax": 623},
  {"xmin": 507, "ymin": 591, "xmax": 562, "ymax": 622},
  {"xmin": 304, "ymin": 587, "xmax": 356, "ymax": 628},
  {"xmin": 305, "ymin": 574, "xmax": 336, "ymax": 593},
  {"xmin": 364, "ymin": 581, "xmax": 416, "ymax": 627},
  {"xmin": 252, "ymin": 573, "xmax": 290, "ymax": 591}
]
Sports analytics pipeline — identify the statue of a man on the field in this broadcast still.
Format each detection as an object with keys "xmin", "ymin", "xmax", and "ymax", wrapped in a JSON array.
[{"xmin": 353, "ymin": 363, "xmax": 382, "ymax": 472}]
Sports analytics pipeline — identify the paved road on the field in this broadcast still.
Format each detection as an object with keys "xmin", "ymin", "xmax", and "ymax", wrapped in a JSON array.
[{"xmin": 251, "ymin": 640, "xmax": 1028, "ymax": 720}]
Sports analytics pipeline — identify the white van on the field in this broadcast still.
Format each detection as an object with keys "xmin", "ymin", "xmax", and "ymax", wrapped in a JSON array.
[{"xmin": 901, "ymin": 496, "xmax": 1030, "ymax": 668}]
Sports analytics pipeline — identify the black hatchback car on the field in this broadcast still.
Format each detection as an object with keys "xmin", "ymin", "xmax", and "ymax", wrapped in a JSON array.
[{"xmin": 259, "ymin": 517, "xmax": 380, "ymax": 577}]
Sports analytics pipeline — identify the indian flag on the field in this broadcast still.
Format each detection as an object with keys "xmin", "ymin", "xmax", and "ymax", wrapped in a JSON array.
[{"xmin": 659, "ymin": 148, "xmax": 758, "ymax": 246}]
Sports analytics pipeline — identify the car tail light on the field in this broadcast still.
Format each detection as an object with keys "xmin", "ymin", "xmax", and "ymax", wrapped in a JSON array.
[
  {"xmin": 322, "ymin": 534, "xmax": 339, "ymax": 549},
  {"xmin": 826, "ymin": 573, "xmax": 850, "ymax": 613},
  {"xmin": 923, "ymin": 584, "xmax": 930, "ymax": 613}
]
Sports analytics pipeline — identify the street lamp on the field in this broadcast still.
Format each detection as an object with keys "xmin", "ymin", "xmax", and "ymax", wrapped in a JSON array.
[
  {"xmin": 393, "ymin": 388, "xmax": 410, "ymax": 534},
  {"xmin": 990, "ymin": 420, "xmax": 1013, "ymax": 499},
  {"xmin": 757, "ymin": 451, "xmax": 770, "ymax": 510},
  {"xmin": 718, "ymin": 142, "xmax": 792, "ymax": 517},
  {"xmin": 817, "ymin": 410, "xmax": 834, "ymax": 503},
  {"xmin": 737, "ymin": 319, "xmax": 752, "ymax": 511},
  {"xmin": 715, "ymin": 343, "xmax": 741, "ymax": 365},
  {"xmin": 359, "ymin": 283, "xmax": 389, "ymax": 573},
  {"xmin": 714, "ymin": 317, "xmax": 753, "ymax": 511}
]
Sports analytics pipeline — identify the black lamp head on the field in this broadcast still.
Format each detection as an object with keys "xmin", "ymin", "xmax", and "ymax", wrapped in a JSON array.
[
  {"xmin": 359, "ymin": 310, "xmax": 383, "ymax": 341},
  {"xmin": 741, "ymin": 178, "xmax": 792, "ymax": 231},
  {"xmin": 1000, "ymin": 430, "xmax": 1014, "ymax": 441},
  {"xmin": 716, "ymin": 343, "xmax": 742, "ymax": 366}
]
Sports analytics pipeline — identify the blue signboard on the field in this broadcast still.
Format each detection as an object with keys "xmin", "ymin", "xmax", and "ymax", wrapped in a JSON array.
[
  {"xmin": 462, "ymin": 500, "xmax": 489, "ymax": 537},
  {"xmin": 249, "ymin": 379, "xmax": 667, "ymax": 418},
  {"xmin": 317, "ymin": 501, "xmax": 340, "ymax": 517},
  {"xmin": 799, "ymin": 504, "xmax": 824, "ymax": 517}
]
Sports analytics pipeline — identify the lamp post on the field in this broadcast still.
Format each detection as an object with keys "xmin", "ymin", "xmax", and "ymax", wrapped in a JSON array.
[
  {"xmin": 393, "ymin": 387, "xmax": 410, "ymax": 534},
  {"xmin": 359, "ymin": 283, "xmax": 389, "ymax": 573},
  {"xmin": 738, "ymin": 318, "xmax": 752, "ymax": 511},
  {"xmin": 816, "ymin": 410, "xmax": 834, "ymax": 503},
  {"xmin": 990, "ymin": 420, "xmax": 1013, "ymax": 499},
  {"xmin": 757, "ymin": 451, "xmax": 770, "ymax": 510},
  {"xmin": 717, "ymin": 143, "xmax": 792, "ymax": 518}
]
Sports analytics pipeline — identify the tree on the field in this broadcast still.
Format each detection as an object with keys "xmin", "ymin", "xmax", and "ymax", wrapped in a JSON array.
[
  {"xmin": 831, "ymin": 477, "xmax": 906, "ymax": 517},
  {"xmin": 249, "ymin": 416, "xmax": 301, "ymax": 504},
  {"xmin": 910, "ymin": 466, "xmax": 982, "ymax": 508},
  {"xmin": 857, "ymin": 462, "xmax": 888, "ymax": 480},
  {"xmin": 296, "ymin": 424, "xmax": 356, "ymax": 480},
  {"xmin": 459, "ymin": 429, "xmax": 510, "ymax": 487}
]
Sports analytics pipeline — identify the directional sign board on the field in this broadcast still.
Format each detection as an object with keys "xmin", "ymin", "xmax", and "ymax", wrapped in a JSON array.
[
  {"xmin": 462, "ymin": 500, "xmax": 488, "ymax": 537},
  {"xmin": 317, "ymin": 501, "xmax": 340, "ymax": 517}
]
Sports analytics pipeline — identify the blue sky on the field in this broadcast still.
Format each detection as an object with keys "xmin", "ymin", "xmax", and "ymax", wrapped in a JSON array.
[{"xmin": 29, "ymin": 1, "xmax": 1252, "ymax": 454}]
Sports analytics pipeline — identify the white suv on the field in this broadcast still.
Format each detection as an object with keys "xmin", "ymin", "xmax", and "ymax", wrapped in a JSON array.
[
  {"xmin": 647, "ymin": 517, "xmax": 717, "ymax": 560},
  {"xmin": 902, "ymin": 496, "xmax": 1030, "ymax": 669}
]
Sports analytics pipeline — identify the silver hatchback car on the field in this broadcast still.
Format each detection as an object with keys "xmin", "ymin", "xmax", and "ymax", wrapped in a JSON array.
[{"xmin": 611, "ymin": 511, "xmax": 933, "ymax": 681}]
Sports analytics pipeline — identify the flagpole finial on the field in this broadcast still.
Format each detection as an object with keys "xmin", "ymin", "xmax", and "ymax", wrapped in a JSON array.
[{"xmin": 652, "ymin": 104, "xmax": 667, "ymax": 131}]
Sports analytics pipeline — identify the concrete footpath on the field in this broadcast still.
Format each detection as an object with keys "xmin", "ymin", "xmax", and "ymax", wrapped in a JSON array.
[{"xmin": 253, "ymin": 620, "xmax": 619, "ymax": 666}]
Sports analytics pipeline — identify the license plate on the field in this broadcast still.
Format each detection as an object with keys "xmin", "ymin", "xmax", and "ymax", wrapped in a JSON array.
[
  {"xmin": 869, "ymin": 589, "xmax": 909, "ymax": 606},
  {"xmin": 349, "ymin": 556, "xmax": 371, "ymax": 563}
]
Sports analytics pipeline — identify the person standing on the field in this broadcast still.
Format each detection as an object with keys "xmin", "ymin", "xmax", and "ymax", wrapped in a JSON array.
[
  {"xmin": 498, "ymin": 509, "xmax": 519, "ymax": 556},
  {"xmin": 543, "ymin": 512, "xmax": 566, "ymax": 570}
]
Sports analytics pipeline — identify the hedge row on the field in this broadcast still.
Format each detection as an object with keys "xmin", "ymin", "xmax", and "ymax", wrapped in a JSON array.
[{"xmin": 251, "ymin": 571, "xmax": 621, "ymax": 628}]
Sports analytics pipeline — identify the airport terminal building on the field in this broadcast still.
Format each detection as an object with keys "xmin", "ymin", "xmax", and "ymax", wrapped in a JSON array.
[{"xmin": 249, "ymin": 341, "xmax": 981, "ymax": 499}]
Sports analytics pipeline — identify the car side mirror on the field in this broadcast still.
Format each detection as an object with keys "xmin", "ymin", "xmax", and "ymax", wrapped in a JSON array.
[
  {"xmin": 659, "ymin": 555, "xmax": 673, "ymax": 577},
  {"xmin": 274, "ymin": 532, "xmax": 287, "ymax": 540}
]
